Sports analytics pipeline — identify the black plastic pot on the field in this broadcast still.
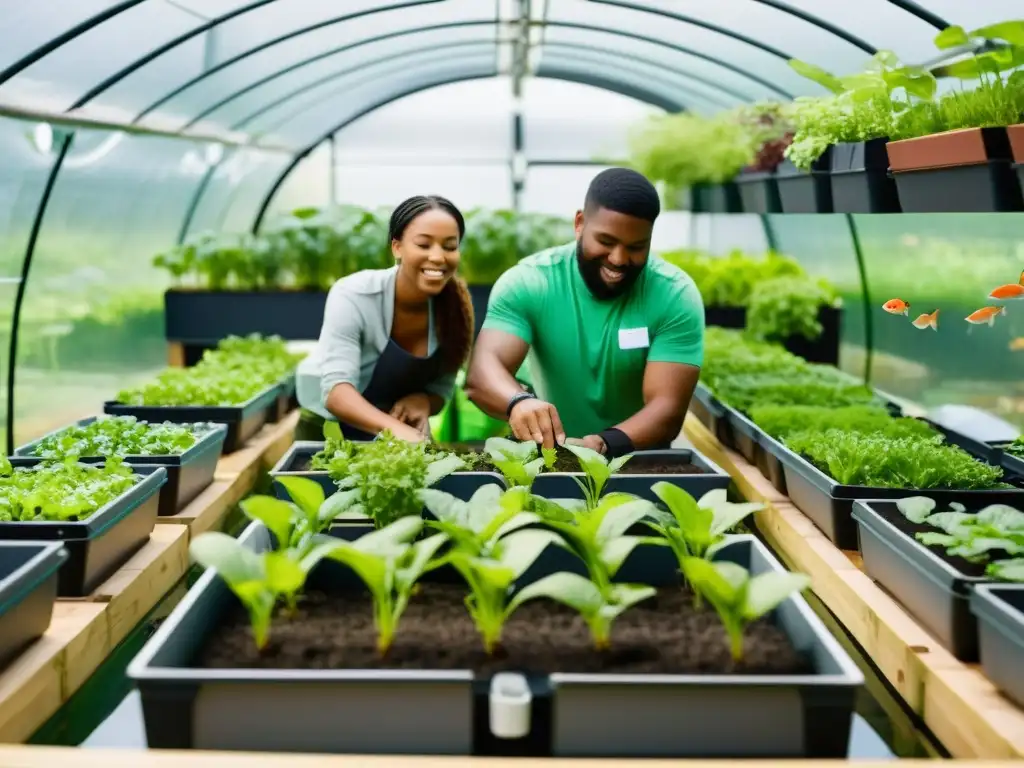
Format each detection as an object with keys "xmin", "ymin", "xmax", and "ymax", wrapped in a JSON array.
[
  {"xmin": 15, "ymin": 419, "xmax": 226, "ymax": 517},
  {"xmin": 829, "ymin": 139, "xmax": 901, "ymax": 214},
  {"xmin": 164, "ymin": 289, "xmax": 328, "ymax": 345},
  {"xmin": 776, "ymin": 154, "xmax": 833, "ymax": 213},
  {"xmin": 0, "ymin": 541, "xmax": 67, "ymax": 668},
  {"xmin": 128, "ymin": 524, "xmax": 862, "ymax": 757},
  {"xmin": 736, "ymin": 170, "xmax": 782, "ymax": 213},
  {"xmin": 0, "ymin": 465, "xmax": 165, "ymax": 597},
  {"xmin": 970, "ymin": 584, "xmax": 1024, "ymax": 708},
  {"xmin": 767, "ymin": 435, "xmax": 1024, "ymax": 551},
  {"xmin": 467, "ymin": 284, "xmax": 491, "ymax": 338},
  {"xmin": 104, "ymin": 384, "xmax": 277, "ymax": 454},
  {"xmin": 690, "ymin": 183, "xmax": 742, "ymax": 213},
  {"xmin": 852, "ymin": 501, "xmax": 992, "ymax": 661}
]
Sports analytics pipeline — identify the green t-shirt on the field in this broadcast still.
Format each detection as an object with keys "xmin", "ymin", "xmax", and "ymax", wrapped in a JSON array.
[{"xmin": 481, "ymin": 241, "xmax": 705, "ymax": 438}]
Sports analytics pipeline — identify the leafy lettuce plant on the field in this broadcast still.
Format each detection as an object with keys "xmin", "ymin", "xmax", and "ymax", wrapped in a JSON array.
[
  {"xmin": 27, "ymin": 416, "xmax": 202, "ymax": 459},
  {"xmin": 745, "ymin": 275, "xmax": 839, "ymax": 343},
  {"xmin": 749, "ymin": 404, "xmax": 938, "ymax": 443},
  {"xmin": 681, "ymin": 556, "xmax": 811, "ymax": 661},
  {"xmin": 896, "ymin": 497, "xmax": 1024, "ymax": 567},
  {"xmin": 0, "ymin": 456, "xmax": 138, "ymax": 522}
]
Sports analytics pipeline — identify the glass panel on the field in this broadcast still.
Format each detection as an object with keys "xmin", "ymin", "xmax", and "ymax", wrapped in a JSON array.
[
  {"xmin": 0, "ymin": 1, "xmax": 119, "ymax": 74},
  {"xmin": 335, "ymin": 163, "xmax": 514, "ymax": 211},
  {"xmin": 543, "ymin": 0, "xmax": 818, "ymax": 98},
  {"xmin": 200, "ymin": 27, "xmax": 497, "ymax": 131},
  {"xmin": 247, "ymin": 51, "xmax": 499, "ymax": 147},
  {"xmin": 14, "ymin": 129, "xmax": 213, "ymax": 445},
  {"xmin": 263, "ymin": 142, "xmax": 333, "ymax": 221},
  {"xmin": 141, "ymin": 0, "xmax": 493, "ymax": 130},
  {"xmin": 0, "ymin": 2, "xmax": 201, "ymax": 112}
]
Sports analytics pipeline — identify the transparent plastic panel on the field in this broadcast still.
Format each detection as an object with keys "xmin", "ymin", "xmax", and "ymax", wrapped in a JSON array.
[
  {"xmin": 0, "ymin": 1, "xmax": 201, "ymax": 113},
  {"xmin": 332, "ymin": 78, "xmax": 512, "ymax": 163},
  {"xmin": 167, "ymin": 0, "xmax": 255, "ymax": 17},
  {"xmin": 184, "ymin": 147, "xmax": 291, "ymax": 236},
  {"xmin": 140, "ymin": 0, "xmax": 493, "ymax": 130},
  {"xmin": 335, "ymin": 163, "xmax": 514, "ymax": 211},
  {"xmin": 217, "ymin": 150, "xmax": 293, "ymax": 233},
  {"xmin": 540, "ymin": 27, "xmax": 777, "ymax": 102},
  {"xmin": 249, "ymin": 51, "xmax": 500, "ymax": 148},
  {"xmin": 13, "ymin": 129, "xmax": 216, "ymax": 445},
  {"xmin": 521, "ymin": 78, "xmax": 663, "ymax": 162},
  {"xmin": 0, "ymin": 1, "xmax": 119, "ymax": 75},
  {"xmin": 903, "ymin": 1, "xmax": 1020, "ymax": 30},
  {"xmin": 850, "ymin": 214, "xmax": 1024, "ymax": 428},
  {"xmin": 542, "ymin": 0, "xmax": 822, "ymax": 98},
  {"xmin": 199, "ymin": 26, "xmax": 497, "ymax": 131},
  {"xmin": 263, "ymin": 143, "xmax": 333, "ymax": 222}
]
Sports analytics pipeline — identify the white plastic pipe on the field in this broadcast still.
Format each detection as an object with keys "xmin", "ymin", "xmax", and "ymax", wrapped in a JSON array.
[{"xmin": 489, "ymin": 672, "xmax": 532, "ymax": 739}]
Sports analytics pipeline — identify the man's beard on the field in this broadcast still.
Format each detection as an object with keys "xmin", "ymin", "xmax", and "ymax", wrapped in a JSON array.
[{"xmin": 575, "ymin": 239, "xmax": 644, "ymax": 300}]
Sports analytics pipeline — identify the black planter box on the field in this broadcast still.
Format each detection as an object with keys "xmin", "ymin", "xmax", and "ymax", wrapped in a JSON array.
[
  {"xmin": 892, "ymin": 163, "xmax": 1024, "ymax": 212},
  {"xmin": 777, "ymin": 154, "xmax": 833, "ymax": 214},
  {"xmin": 530, "ymin": 449, "xmax": 730, "ymax": 504},
  {"xmin": 467, "ymin": 284, "xmax": 491, "ymax": 339},
  {"xmin": 104, "ymin": 384, "xmax": 277, "ymax": 454},
  {"xmin": 128, "ymin": 523, "xmax": 862, "ymax": 756},
  {"xmin": 970, "ymin": 584, "xmax": 1024, "ymax": 708},
  {"xmin": 727, "ymin": 408, "xmax": 787, "ymax": 495},
  {"xmin": 995, "ymin": 444, "xmax": 1024, "ymax": 479},
  {"xmin": 15, "ymin": 418, "xmax": 226, "ymax": 517},
  {"xmin": 690, "ymin": 384, "xmax": 735, "ymax": 450},
  {"xmin": 0, "ymin": 541, "xmax": 67, "ymax": 668},
  {"xmin": 164, "ymin": 289, "xmax": 328, "ymax": 345},
  {"xmin": 736, "ymin": 170, "xmax": 782, "ymax": 213},
  {"xmin": 767, "ymin": 435, "xmax": 1024, "ymax": 551},
  {"xmin": 829, "ymin": 140, "xmax": 901, "ymax": 213},
  {"xmin": 852, "ymin": 500, "xmax": 994, "ymax": 661},
  {"xmin": 268, "ymin": 376, "xmax": 297, "ymax": 424},
  {"xmin": 0, "ymin": 465, "xmax": 165, "ymax": 597},
  {"xmin": 690, "ymin": 183, "xmax": 743, "ymax": 213},
  {"xmin": 701, "ymin": 305, "xmax": 842, "ymax": 367}
]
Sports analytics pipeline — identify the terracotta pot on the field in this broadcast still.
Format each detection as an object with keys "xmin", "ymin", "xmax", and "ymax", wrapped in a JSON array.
[
  {"xmin": 1008, "ymin": 124, "xmax": 1024, "ymax": 163},
  {"xmin": 886, "ymin": 127, "xmax": 1012, "ymax": 172}
]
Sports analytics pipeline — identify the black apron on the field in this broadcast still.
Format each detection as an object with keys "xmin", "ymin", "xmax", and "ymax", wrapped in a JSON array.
[{"xmin": 334, "ymin": 338, "xmax": 445, "ymax": 441}]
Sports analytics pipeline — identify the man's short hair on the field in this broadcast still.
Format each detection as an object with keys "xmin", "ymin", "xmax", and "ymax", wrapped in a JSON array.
[{"xmin": 583, "ymin": 167, "xmax": 661, "ymax": 223}]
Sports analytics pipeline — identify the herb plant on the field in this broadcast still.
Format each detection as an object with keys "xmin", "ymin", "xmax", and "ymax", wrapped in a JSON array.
[
  {"xmin": 659, "ymin": 249, "xmax": 806, "ymax": 308},
  {"xmin": 749, "ymin": 404, "xmax": 938, "ymax": 442},
  {"xmin": 745, "ymin": 276, "xmax": 839, "ymax": 343},
  {"xmin": 896, "ymin": 497, "xmax": 1024, "ymax": 571},
  {"xmin": 26, "ymin": 416, "xmax": 204, "ymax": 459},
  {"xmin": 0, "ymin": 456, "xmax": 138, "ymax": 522}
]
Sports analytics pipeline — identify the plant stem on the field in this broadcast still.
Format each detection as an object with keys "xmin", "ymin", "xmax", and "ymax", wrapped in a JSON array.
[{"xmin": 728, "ymin": 628, "xmax": 744, "ymax": 662}]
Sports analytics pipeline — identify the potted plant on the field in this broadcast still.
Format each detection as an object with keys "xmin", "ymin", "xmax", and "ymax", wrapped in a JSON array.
[
  {"xmin": 734, "ymin": 103, "xmax": 793, "ymax": 213},
  {"xmin": 128, "ymin": 486, "xmax": 862, "ymax": 757},
  {"xmin": 0, "ymin": 541, "xmax": 67, "ymax": 668},
  {"xmin": 853, "ymin": 497, "xmax": 1024, "ymax": 661},
  {"xmin": 14, "ymin": 415, "xmax": 226, "ymax": 517},
  {"xmin": 970, "ymin": 583, "xmax": 1024, "ymax": 708}
]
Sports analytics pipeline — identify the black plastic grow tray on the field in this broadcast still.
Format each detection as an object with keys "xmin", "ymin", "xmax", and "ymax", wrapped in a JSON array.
[
  {"xmin": 727, "ymin": 407, "xmax": 787, "ymax": 495},
  {"xmin": 829, "ymin": 139, "xmax": 901, "ymax": 213},
  {"xmin": 890, "ymin": 162, "xmax": 1024, "ymax": 213},
  {"xmin": 970, "ymin": 584, "xmax": 1024, "ymax": 709},
  {"xmin": 15, "ymin": 418, "xmax": 226, "ymax": 517},
  {"xmin": 769, "ymin": 436, "xmax": 1024, "ymax": 551},
  {"xmin": 776, "ymin": 155, "xmax": 833, "ymax": 213},
  {"xmin": 164, "ymin": 289, "xmax": 328, "ymax": 345},
  {"xmin": 690, "ymin": 384, "xmax": 735, "ymax": 450},
  {"xmin": 267, "ymin": 376, "xmax": 297, "ymax": 424},
  {"xmin": 0, "ymin": 464, "xmax": 165, "ymax": 597},
  {"xmin": 0, "ymin": 541, "xmax": 67, "ymax": 668},
  {"xmin": 994, "ymin": 443, "xmax": 1024, "ymax": 479},
  {"xmin": 128, "ymin": 523, "xmax": 862, "ymax": 757},
  {"xmin": 852, "ymin": 500, "xmax": 997, "ymax": 661},
  {"xmin": 736, "ymin": 170, "xmax": 782, "ymax": 213},
  {"xmin": 104, "ymin": 383, "xmax": 277, "ymax": 454},
  {"xmin": 690, "ymin": 182, "xmax": 742, "ymax": 213}
]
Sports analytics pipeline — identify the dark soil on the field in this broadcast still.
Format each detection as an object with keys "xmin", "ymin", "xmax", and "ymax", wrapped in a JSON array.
[
  {"xmin": 290, "ymin": 454, "xmax": 317, "ymax": 472},
  {"xmin": 876, "ymin": 504, "xmax": 988, "ymax": 578},
  {"xmin": 199, "ymin": 582, "xmax": 810, "ymax": 676}
]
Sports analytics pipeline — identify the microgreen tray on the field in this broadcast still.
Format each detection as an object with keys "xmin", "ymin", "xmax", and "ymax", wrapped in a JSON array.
[
  {"xmin": 15, "ymin": 418, "xmax": 226, "ymax": 516},
  {"xmin": 0, "ymin": 541, "xmax": 67, "ymax": 668},
  {"xmin": 104, "ymin": 383, "xmax": 277, "ymax": 454},
  {"xmin": 0, "ymin": 463, "xmax": 165, "ymax": 597}
]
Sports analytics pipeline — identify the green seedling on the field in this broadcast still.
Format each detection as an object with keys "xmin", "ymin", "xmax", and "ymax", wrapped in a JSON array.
[
  {"xmin": 239, "ymin": 480, "xmax": 359, "ymax": 558},
  {"xmin": 897, "ymin": 497, "xmax": 1024, "ymax": 562},
  {"xmin": 987, "ymin": 558, "xmax": 1024, "ymax": 582},
  {"xmin": 681, "ymin": 556, "xmax": 810, "ymax": 661},
  {"xmin": 419, "ymin": 484, "xmax": 539, "ymax": 557},
  {"xmin": 483, "ymin": 437, "xmax": 556, "ymax": 487},
  {"xmin": 563, "ymin": 443, "xmax": 632, "ymax": 509}
]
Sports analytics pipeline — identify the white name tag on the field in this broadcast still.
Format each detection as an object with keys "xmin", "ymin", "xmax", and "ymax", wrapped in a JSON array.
[{"xmin": 618, "ymin": 326, "xmax": 650, "ymax": 350}]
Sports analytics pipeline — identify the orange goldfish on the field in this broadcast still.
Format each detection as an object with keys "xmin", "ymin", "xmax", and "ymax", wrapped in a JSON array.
[
  {"xmin": 1009, "ymin": 337, "xmax": 1024, "ymax": 351},
  {"xmin": 965, "ymin": 306, "xmax": 1007, "ymax": 326},
  {"xmin": 882, "ymin": 298, "xmax": 910, "ymax": 315},
  {"xmin": 911, "ymin": 309, "xmax": 939, "ymax": 330},
  {"xmin": 989, "ymin": 270, "xmax": 1024, "ymax": 301}
]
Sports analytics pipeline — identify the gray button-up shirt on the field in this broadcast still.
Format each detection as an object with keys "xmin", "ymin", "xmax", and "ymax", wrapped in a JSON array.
[{"xmin": 296, "ymin": 266, "xmax": 456, "ymax": 420}]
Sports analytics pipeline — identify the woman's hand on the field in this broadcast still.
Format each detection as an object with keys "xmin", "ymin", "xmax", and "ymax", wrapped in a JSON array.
[{"xmin": 390, "ymin": 393, "xmax": 433, "ymax": 435}]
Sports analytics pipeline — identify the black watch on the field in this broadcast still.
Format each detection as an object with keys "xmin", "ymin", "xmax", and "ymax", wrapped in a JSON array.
[{"xmin": 506, "ymin": 391, "xmax": 537, "ymax": 419}]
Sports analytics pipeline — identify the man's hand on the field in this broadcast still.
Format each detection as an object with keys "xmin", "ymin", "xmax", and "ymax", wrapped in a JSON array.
[
  {"xmin": 390, "ymin": 393, "xmax": 432, "ymax": 435},
  {"xmin": 509, "ymin": 398, "xmax": 566, "ymax": 449},
  {"xmin": 390, "ymin": 421, "xmax": 428, "ymax": 443},
  {"xmin": 566, "ymin": 435, "xmax": 606, "ymax": 454}
]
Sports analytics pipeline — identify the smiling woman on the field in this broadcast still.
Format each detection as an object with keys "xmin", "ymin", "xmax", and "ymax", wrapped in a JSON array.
[{"xmin": 294, "ymin": 195, "xmax": 475, "ymax": 442}]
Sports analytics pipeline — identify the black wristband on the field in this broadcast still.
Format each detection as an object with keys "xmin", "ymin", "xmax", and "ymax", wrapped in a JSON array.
[
  {"xmin": 599, "ymin": 428, "xmax": 634, "ymax": 458},
  {"xmin": 506, "ymin": 391, "xmax": 537, "ymax": 419}
]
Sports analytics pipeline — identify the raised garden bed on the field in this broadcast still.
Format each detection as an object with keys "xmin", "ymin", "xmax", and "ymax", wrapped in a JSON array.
[
  {"xmin": 15, "ymin": 417, "xmax": 226, "ymax": 517},
  {"xmin": 736, "ymin": 170, "xmax": 782, "ymax": 213},
  {"xmin": 829, "ymin": 139, "xmax": 901, "ymax": 213},
  {"xmin": 728, "ymin": 408, "xmax": 787, "ymax": 495},
  {"xmin": 104, "ymin": 384, "xmax": 277, "ymax": 454},
  {"xmin": 887, "ymin": 127, "xmax": 1024, "ymax": 213},
  {"xmin": 970, "ymin": 584, "xmax": 1024, "ymax": 708},
  {"xmin": 0, "ymin": 461, "xmax": 165, "ymax": 597},
  {"xmin": 776, "ymin": 154, "xmax": 833, "ymax": 213},
  {"xmin": 0, "ymin": 541, "xmax": 67, "ymax": 667},
  {"xmin": 164, "ymin": 289, "xmax": 328, "ymax": 347},
  {"xmin": 128, "ymin": 524, "xmax": 861, "ymax": 757}
]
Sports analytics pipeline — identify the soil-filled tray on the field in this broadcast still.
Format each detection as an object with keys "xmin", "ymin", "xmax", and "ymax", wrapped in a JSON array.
[
  {"xmin": 776, "ymin": 156, "xmax": 833, "ymax": 213},
  {"xmin": 104, "ymin": 384, "xmax": 277, "ymax": 454},
  {"xmin": 769, "ymin": 436, "xmax": 1024, "ymax": 551},
  {"xmin": 128, "ymin": 527, "xmax": 861, "ymax": 757},
  {"xmin": 970, "ymin": 584, "xmax": 1024, "ymax": 708},
  {"xmin": 829, "ymin": 139, "xmax": 901, "ymax": 213},
  {"xmin": 15, "ymin": 418, "xmax": 226, "ymax": 517},
  {"xmin": 0, "ymin": 463, "xmax": 165, "ymax": 597},
  {"xmin": 0, "ymin": 541, "xmax": 67, "ymax": 668},
  {"xmin": 852, "ymin": 500, "xmax": 997, "ymax": 661},
  {"xmin": 736, "ymin": 170, "xmax": 782, "ymax": 213}
]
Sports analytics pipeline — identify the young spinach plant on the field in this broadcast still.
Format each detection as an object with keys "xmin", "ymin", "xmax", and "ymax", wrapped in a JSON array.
[
  {"xmin": 419, "ymin": 484, "xmax": 539, "ymax": 557},
  {"xmin": 563, "ymin": 443, "xmax": 632, "ymax": 509},
  {"xmin": 484, "ymin": 437, "xmax": 556, "ymax": 487}
]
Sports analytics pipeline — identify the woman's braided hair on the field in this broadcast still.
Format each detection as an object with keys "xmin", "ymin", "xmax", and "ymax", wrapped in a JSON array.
[{"xmin": 389, "ymin": 195, "xmax": 475, "ymax": 374}]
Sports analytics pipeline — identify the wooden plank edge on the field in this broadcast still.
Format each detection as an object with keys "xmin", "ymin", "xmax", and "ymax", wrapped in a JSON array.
[
  {"xmin": 683, "ymin": 417, "xmax": 1024, "ymax": 759},
  {"xmin": 214, "ymin": 410, "xmax": 298, "ymax": 481},
  {"xmin": 155, "ymin": 471, "xmax": 252, "ymax": 539}
]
